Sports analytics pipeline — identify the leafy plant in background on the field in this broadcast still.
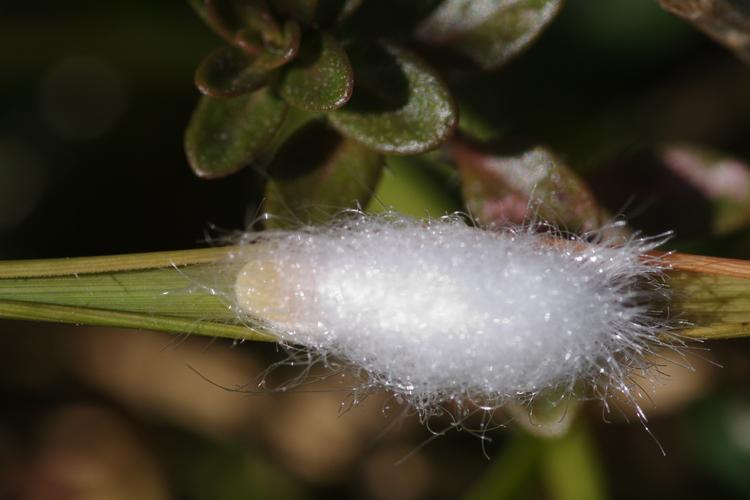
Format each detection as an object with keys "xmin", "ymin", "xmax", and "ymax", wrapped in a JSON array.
[
  {"xmin": 184, "ymin": 0, "xmax": 563, "ymax": 224},
  {"xmin": 179, "ymin": 0, "xmax": 750, "ymax": 356},
  {"xmin": 3, "ymin": 1, "xmax": 750, "ymax": 498}
]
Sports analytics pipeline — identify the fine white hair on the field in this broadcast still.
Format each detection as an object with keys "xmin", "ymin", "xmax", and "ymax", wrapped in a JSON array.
[{"xmin": 231, "ymin": 212, "xmax": 675, "ymax": 419}]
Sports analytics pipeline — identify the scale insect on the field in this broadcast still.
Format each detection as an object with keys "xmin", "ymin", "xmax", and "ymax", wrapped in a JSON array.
[{"xmin": 224, "ymin": 212, "xmax": 682, "ymax": 425}]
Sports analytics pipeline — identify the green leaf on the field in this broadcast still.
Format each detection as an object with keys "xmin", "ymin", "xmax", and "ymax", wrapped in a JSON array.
[
  {"xmin": 453, "ymin": 142, "xmax": 611, "ymax": 233},
  {"xmin": 236, "ymin": 19, "xmax": 302, "ymax": 66},
  {"xmin": 417, "ymin": 0, "xmax": 564, "ymax": 70},
  {"xmin": 201, "ymin": 1, "xmax": 302, "ymax": 64},
  {"xmin": 185, "ymin": 89, "xmax": 289, "ymax": 178},
  {"xmin": 658, "ymin": 0, "xmax": 750, "ymax": 64},
  {"xmin": 0, "ymin": 300, "xmax": 272, "ymax": 341},
  {"xmin": 195, "ymin": 21, "xmax": 301, "ymax": 97},
  {"xmin": 0, "ymin": 247, "xmax": 237, "ymax": 278},
  {"xmin": 279, "ymin": 31, "xmax": 353, "ymax": 111},
  {"xmin": 264, "ymin": 120, "xmax": 383, "ymax": 226},
  {"xmin": 0, "ymin": 247, "xmax": 276, "ymax": 342},
  {"xmin": 330, "ymin": 41, "xmax": 457, "ymax": 155},
  {"xmin": 195, "ymin": 45, "xmax": 271, "ymax": 97},
  {"xmin": 669, "ymin": 270, "xmax": 750, "ymax": 340},
  {"xmin": 0, "ymin": 267, "xmax": 232, "ymax": 319}
]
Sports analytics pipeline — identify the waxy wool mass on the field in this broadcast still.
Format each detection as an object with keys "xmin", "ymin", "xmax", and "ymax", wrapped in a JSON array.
[{"xmin": 232, "ymin": 214, "xmax": 671, "ymax": 413}]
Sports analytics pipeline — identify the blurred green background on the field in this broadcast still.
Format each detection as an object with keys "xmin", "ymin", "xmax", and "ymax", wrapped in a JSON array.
[{"xmin": 3, "ymin": 1, "xmax": 750, "ymax": 499}]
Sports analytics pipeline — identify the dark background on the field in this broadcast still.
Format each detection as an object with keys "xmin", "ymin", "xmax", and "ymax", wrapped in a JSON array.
[{"xmin": 2, "ymin": 1, "xmax": 750, "ymax": 499}]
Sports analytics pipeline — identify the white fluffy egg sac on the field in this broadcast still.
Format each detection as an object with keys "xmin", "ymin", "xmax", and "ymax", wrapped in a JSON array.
[{"xmin": 231, "ymin": 213, "xmax": 673, "ymax": 416}]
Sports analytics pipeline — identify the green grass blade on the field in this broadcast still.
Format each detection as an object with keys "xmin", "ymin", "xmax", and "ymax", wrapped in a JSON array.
[
  {"xmin": 0, "ymin": 300, "xmax": 274, "ymax": 341},
  {"xmin": 0, "ymin": 246, "xmax": 275, "ymax": 342},
  {"xmin": 0, "ymin": 265, "xmax": 235, "ymax": 318},
  {"xmin": 0, "ymin": 246, "xmax": 237, "ymax": 278},
  {"xmin": 670, "ymin": 270, "xmax": 750, "ymax": 340},
  {"xmin": 5, "ymin": 245, "xmax": 750, "ymax": 342}
]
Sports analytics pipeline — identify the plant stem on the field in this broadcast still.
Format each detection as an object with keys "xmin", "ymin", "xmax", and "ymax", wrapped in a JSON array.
[
  {"xmin": 0, "ymin": 246, "xmax": 238, "ymax": 278},
  {"xmin": 0, "ymin": 300, "xmax": 274, "ymax": 341},
  {"xmin": 657, "ymin": 252, "xmax": 750, "ymax": 340},
  {"xmin": 2, "ymin": 245, "xmax": 750, "ymax": 342},
  {"xmin": 660, "ymin": 251, "xmax": 750, "ymax": 279},
  {"xmin": 0, "ymin": 246, "xmax": 275, "ymax": 342}
]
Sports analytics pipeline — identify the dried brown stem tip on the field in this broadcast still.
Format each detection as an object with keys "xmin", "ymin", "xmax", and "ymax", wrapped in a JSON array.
[{"xmin": 655, "ymin": 251, "xmax": 750, "ymax": 279}]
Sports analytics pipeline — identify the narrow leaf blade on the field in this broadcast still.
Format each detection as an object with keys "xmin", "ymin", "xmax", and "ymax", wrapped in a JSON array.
[
  {"xmin": 0, "ymin": 300, "xmax": 273, "ymax": 341},
  {"xmin": 0, "ymin": 247, "xmax": 276, "ymax": 341},
  {"xmin": 670, "ymin": 270, "xmax": 750, "ymax": 340}
]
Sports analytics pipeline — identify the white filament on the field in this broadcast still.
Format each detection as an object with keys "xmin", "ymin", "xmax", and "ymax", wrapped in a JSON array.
[{"xmin": 232, "ymin": 213, "xmax": 670, "ymax": 412}]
